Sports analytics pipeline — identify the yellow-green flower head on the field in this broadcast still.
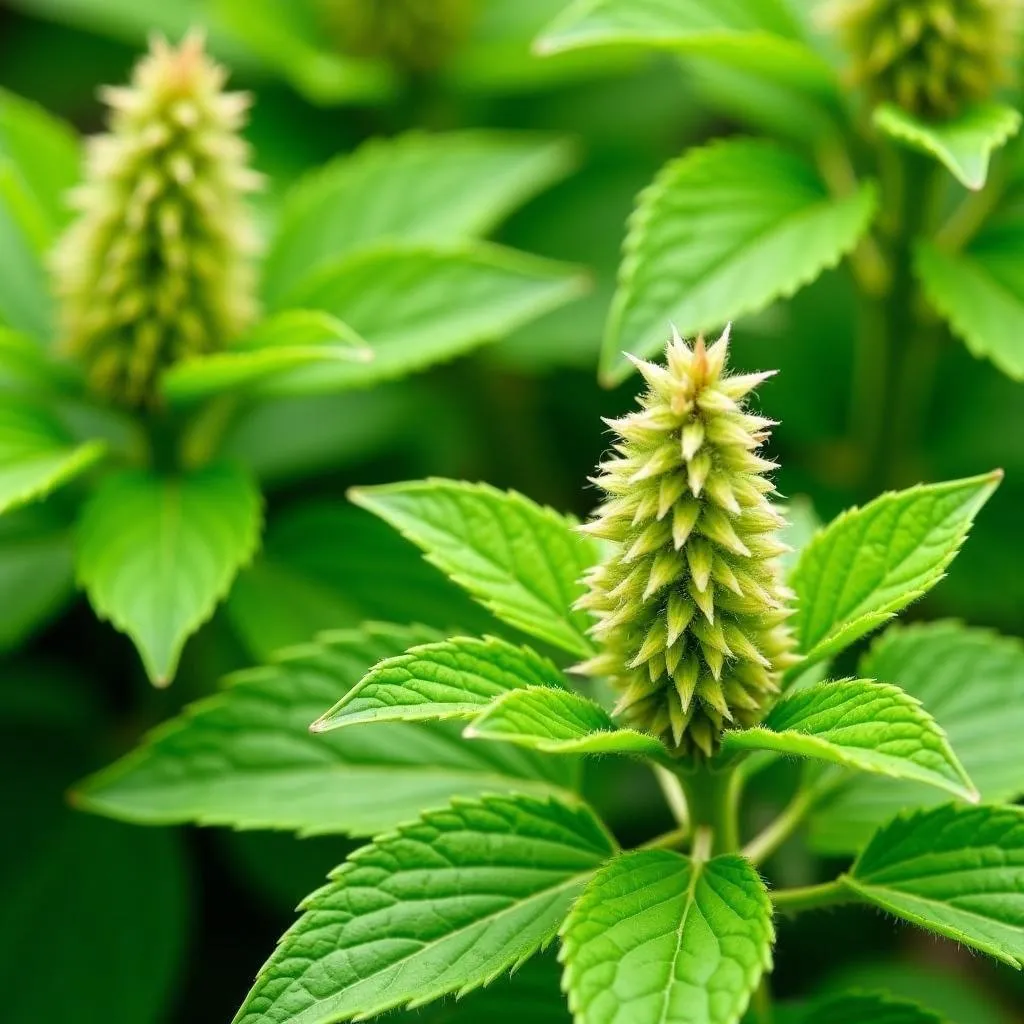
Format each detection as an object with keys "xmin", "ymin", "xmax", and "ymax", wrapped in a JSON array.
[
  {"xmin": 576, "ymin": 328, "xmax": 797, "ymax": 758},
  {"xmin": 829, "ymin": 0, "xmax": 1020, "ymax": 118},
  {"xmin": 320, "ymin": 0, "xmax": 474, "ymax": 72},
  {"xmin": 52, "ymin": 33, "xmax": 261, "ymax": 407}
]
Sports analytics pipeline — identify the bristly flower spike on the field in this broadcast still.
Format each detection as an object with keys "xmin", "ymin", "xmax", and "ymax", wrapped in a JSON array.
[
  {"xmin": 576, "ymin": 327, "xmax": 798, "ymax": 758},
  {"xmin": 52, "ymin": 32, "xmax": 261, "ymax": 407}
]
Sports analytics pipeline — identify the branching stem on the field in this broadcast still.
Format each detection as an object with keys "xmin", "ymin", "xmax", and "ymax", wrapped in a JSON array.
[{"xmin": 742, "ymin": 786, "xmax": 818, "ymax": 866}]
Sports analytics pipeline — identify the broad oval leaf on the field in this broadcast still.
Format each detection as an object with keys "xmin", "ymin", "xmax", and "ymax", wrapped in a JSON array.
[
  {"xmin": 263, "ymin": 243, "xmax": 587, "ymax": 394},
  {"xmin": 603, "ymin": 139, "xmax": 877, "ymax": 383},
  {"xmin": 0, "ymin": 402, "xmax": 105, "ymax": 516},
  {"xmin": 466, "ymin": 686, "xmax": 669, "ymax": 759},
  {"xmin": 233, "ymin": 793, "xmax": 616, "ymax": 1024},
  {"xmin": 874, "ymin": 102, "xmax": 1021, "ymax": 191},
  {"xmin": 264, "ymin": 131, "xmax": 576, "ymax": 304},
  {"xmin": 791, "ymin": 991, "xmax": 944, "ymax": 1024},
  {"xmin": 76, "ymin": 462, "xmax": 263, "ymax": 685},
  {"xmin": 561, "ymin": 849, "xmax": 773, "ymax": 1024},
  {"xmin": 313, "ymin": 635, "xmax": 565, "ymax": 731},
  {"xmin": 789, "ymin": 472, "xmax": 1001, "ymax": 665},
  {"xmin": 811, "ymin": 622, "xmax": 1024, "ymax": 853},
  {"xmin": 350, "ymin": 479, "xmax": 599, "ymax": 658},
  {"xmin": 75, "ymin": 624, "xmax": 576, "ymax": 836},
  {"xmin": 723, "ymin": 679, "xmax": 976, "ymax": 801},
  {"xmin": 843, "ymin": 803, "xmax": 1024, "ymax": 969}
]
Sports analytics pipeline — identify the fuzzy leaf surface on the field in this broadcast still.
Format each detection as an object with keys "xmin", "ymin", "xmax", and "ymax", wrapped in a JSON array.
[
  {"xmin": 603, "ymin": 139, "xmax": 876, "ymax": 382},
  {"xmin": 874, "ymin": 102, "xmax": 1021, "ymax": 190},
  {"xmin": 351, "ymin": 479, "xmax": 598, "ymax": 657},
  {"xmin": 265, "ymin": 131, "xmax": 576, "ymax": 303},
  {"xmin": 264, "ymin": 243, "xmax": 587, "ymax": 393},
  {"xmin": 790, "ymin": 991, "xmax": 943, "ymax": 1024},
  {"xmin": 0, "ymin": 403, "xmax": 104, "ymax": 516},
  {"xmin": 724, "ymin": 680, "xmax": 975, "ymax": 800},
  {"xmin": 561, "ymin": 849, "xmax": 773, "ymax": 1024},
  {"xmin": 811, "ymin": 622, "xmax": 1024, "ymax": 853},
  {"xmin": 790, "ymin": 473, "xmax": 1000, "ymax": 664},
  {"xmin": 76, "ymin": 463, "xmax": 262, "ymax": 684},
  {"xmin": 313, "ymin": 636, "xmax": 564, "ymax": 731},
  {"xmin": 843, "ymin": 804, "xmax": 1024, "ymax": 968},
  {"xmin": 233, "ymin": 794, "xmax": 615, "ymax": 1024},
  {"xmin": 466, "ymin": 686, "xmax": 668, "ymax": 759},
  {"xmin": 75, "ymin": 625, "xmax": 575, "ymax": 835}
]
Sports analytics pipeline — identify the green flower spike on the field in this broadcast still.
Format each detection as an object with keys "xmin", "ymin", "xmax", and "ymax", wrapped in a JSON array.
[
  {"xmin": 321, "ymin": 0, "xmax": 474, "ymax": 72},
  {"xmin": 829, "ymin": 0, "xmax": 1020, "ymax": 118},
  {"xmin": 52, "ymin": 32, "xmax": 261, "ymax": 407},
  {"xmin": 576, "ymin": 328, "xmax": 798, "ymax": 758}
]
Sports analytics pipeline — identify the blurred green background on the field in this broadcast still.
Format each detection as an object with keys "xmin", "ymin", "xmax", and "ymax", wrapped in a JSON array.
[{"xmin": 0, "ymin": 1, "xmax": 1021, "ymax": 1021}]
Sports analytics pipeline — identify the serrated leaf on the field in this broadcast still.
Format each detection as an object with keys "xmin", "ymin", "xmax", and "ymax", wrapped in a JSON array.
[
  {"xmin": 162, "ymin": 310, "xmax": 373, "ymax": 404},
  {"xmin": 842, "ymin": 804, "xmax": 1024, "ymax": 968},
  {"xmin": 76, "ymin": 624, "xmax": 576, "ymax": 836},
  {"xmin": 264, "ymin": 131, "xmax": 577, "ymax": 304},
  {"xmin": 811, "ymin": 622, "xmax": 1024, "ymax": 853},
  {"xmin": 313, "ymin": 636, "xmax": 565, "ymax": 731},
  {"xmin": 262, "ymin": 243, "xmax": 587, "ymax": 394},
  {"xmin": 874, "ymin": 102, "xmax": 1021, "ymax": 191},
  {"xmin": 602, "ymin": 139, "xmax": 877, "ymax": 383},
  {"xmin": 561, "ymin": 849, "xmax": 773, "ymax": 1024},
  {"xmin": 350, "ymin": 479, "xmax": 599, "ymax": 657},
  {"xmin": 789, "ymin": 473, "xmax": 1001, "ymax": 665},
  {"xmin": 723, "ymin": 680, "xmax": 976, "ymax": 800},
  {"xmin": 792, "ymin": 991, "xmax": 943, "ymax": 1024},
  {"xmin": 536, "ymin": 0, "xmax": 839, "ymax": 100},
  {"xmin": 233, "ymin": 793, "xmax": 615, "ymax": 1024},
  {"xmin": 0, "ymin": 402, "xmax": 105, "ymax": 515},
  {"xmin": 76, "ymin": 462, "xmax": 263, "ymax": 685},
  {"xmin": 466, "ymin": 686, "xmax": 669, "ymax": 759}
]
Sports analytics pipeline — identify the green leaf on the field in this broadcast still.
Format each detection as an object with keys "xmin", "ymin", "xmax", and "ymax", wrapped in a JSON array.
[
  {"xmin": 874, "ymin": 102, "xmax": 1021, "ymax": 191},
  {"xmin": 723, "ymin": 679, "xmax": 976, "ymax": 800},
  {"xmin": 312, "ymin": 636, "xmax": 565, "ymax": 731},
  {"xmin": 75, "ymin": 624, "xmax": 577, "ymax": 836},
  {"xmin": 811, "ymin": 622, "xmax": 1024, "ymax": 853},
  {"xmin": 843, "ymin": 804, "xmax": 1024, "ymax": 969},
  {"xmin": 602, "ymin": 139, "xmax": 877, "ymax": 383},
  {"xmin": 0, "ymin": 402, "xmax": 105, "ymax": 515},
  {"xmin": 76, "ymin": 462, "xmax": 263, "ymax": 685},
  {"xmin": 789, "ymin": 473, "xmax": 1001, "ymax": 665},
  {"xmin": 263, "ymin": 243, "xmax": 587, "ymax": 393},
  {"xmin": 536, "ymin": 0, "xmax": 839, "ymax": 100},
  {"xmin": 233, "ymin": 793, "xmax": 616, "ymax": 1024},
  {"xmin": 792, "ymin": 991, "xmax": 943, "ymax": 1024},
  {"xmin": 264, "ymin": 131, "xmax": 577, "ymax": 304},
  {"xmin": 162, "ymin": 310, "xmax": 373, "ymax": 404},
  {"xmin": 561, "ymin": 849, "xmax": 773, "ymax": 1024},
  {"xmin": 0, "ymin": 162, "xmax": 54, "ymax": 339},
  {"xmin": 466, "ymin": 686, "xmax": 669, "ymax": 759},
  {"xmin": 350, "ymin": 478, "xmax": 599, "ymax": 657}
]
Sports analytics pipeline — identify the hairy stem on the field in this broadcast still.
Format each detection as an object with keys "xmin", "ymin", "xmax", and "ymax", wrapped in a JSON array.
[
  {"xmin": 676, "ymin": 764, "xmax": 742, "ymax": 856},
  {"xmin": 771, "ymin": 878, "xmax": 852, "ymax": 915}
]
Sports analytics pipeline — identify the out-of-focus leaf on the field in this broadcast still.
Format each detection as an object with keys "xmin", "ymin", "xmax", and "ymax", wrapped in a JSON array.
[{"xmin": 0, "ymin": 163, "xmax": 54, "ymax": 339}]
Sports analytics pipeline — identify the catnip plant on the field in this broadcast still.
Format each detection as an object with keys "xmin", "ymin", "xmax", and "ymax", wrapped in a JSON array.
[{"xmin": 78, "ymin": 327, "xmax": 1019, "ymax": 1024}]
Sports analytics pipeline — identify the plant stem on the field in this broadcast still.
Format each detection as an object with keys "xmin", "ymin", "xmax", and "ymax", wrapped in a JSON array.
[
  {"xmin": 654, "ymin": 765, "xmax": 690, "ymax": 830},
  {"xmin": 676, "ymin": 764, "xmax": 741, "ymax": 855},
  {"xmin": 639, "ymin": 826, "xmax": 691, "ymax": 851},
  {"xmin": 742, "ymin": 786, "xmax": 817, "ymax": 866},
  {"xmin": 771, "ymin": 878, "xmax": 851, "ymax": 915}
]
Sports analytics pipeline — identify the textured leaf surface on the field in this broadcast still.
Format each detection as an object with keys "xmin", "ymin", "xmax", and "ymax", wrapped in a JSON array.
[
  {"xmin": 791, "ymin": 991, "xmax": 943, "ymax": 1024},
  {"xmin": 561, "ymin": 849, "xmax": 773, "ymax": 1024},
  {"xmin": 0, "ymin": 403, "xmax": 104, "ymax": 515},
  {"xmin": 874, "ymin": 102, "xmax": 1021, "ymax": 190},
  {"xmin": 313, "ymin": 636, "xmax": 564, "ymax": 731},
  {"xmin": 790, "ymin": 473, "xmax": 1000, "ymax": 663},
  {"xmin": 265, "ymin": 131, "xmax": 576, "ymax": 303},
  {"xmin": 162, "ymin": 310, "xmax": 372, "ymax": 403},
  {"xmin": 76, "ymin": 625, "xmax": 576, "ymax": 836},
  {"xmin": 351, "ymin": 479, "xmax": 599, "ymax": 657},
  {"xmin": 76, "ymin": 463, "xmax": 262, "ymax": 684},
  {"xmin": 603, "ymin": 139, "xmax": 876, "ymax": 382},
  {"xmin": 264, "ymin": 243, "xmax": 587, "ymax": 393},
  {"xmin": 234, "ymin": 794, "xmax": 615, "ymax": 1024},
  {"xmin": 811, "ymin": 622, "xmax": 1024, "ymax": 852},
  {"xmin": 724, "ymin": 680, "xmax": 975, "ymax": 800},
  {"xmin": 466, "ymin": 686, "xmax": 668, "ymax": 759},
  {"xmin": 844, "ymin": 804, "xmax": 1024, "ymax": 968}
]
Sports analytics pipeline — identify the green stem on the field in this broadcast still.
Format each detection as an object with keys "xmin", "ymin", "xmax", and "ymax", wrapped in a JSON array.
[
  {"xmin": 639, "ymin": 826, "xmax": 691, "ymax": 852},
  {"xmin": 742, "ymin": 786, "xmax": 817, "ymax": 866},
  {"xmin": 676, "ymin": 764, "xmax": 741, "ymax": 855},
  {"xmin": 654, "ymin": 765, "xmax": 690, "ymax": 830},
  {"xmin": 771, "ymin": 878, "xmax": 851, "ymax": 915}
]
